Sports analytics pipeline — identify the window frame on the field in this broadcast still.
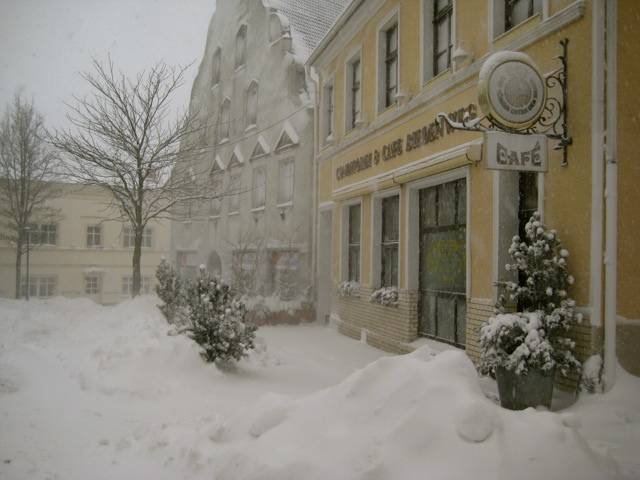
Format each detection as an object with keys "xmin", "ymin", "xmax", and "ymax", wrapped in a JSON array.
[
  {"xmin": 228, "ymin": 170, "xmax": 242, "ymax": 214},
  {"xmin": 341, "ymin": 199, "xmax": 362, "ymax": 283},
  {"xmin": 211, "ymin": 47, "xmax": 221, "ymax": 87},
  {"xmin": 376, "ymin": 8, "xmax": 400, "ymax": 113},
  {"xmin": 245, "ymin": 80, "xmax": 259, "ymax": 129},
  {"xmin": 86, "ymin": 224, "xmax": 102, "ymax": 248},
  {"xmin": 432, "ymin": 0, "xmax": 454, "ymax": 77},
  {"xmin": 277, "ymin": 157, "xmax": 295, "ymax": 206},
  {"xmin": 371, "ymin": 188, "xmax": 401, "ymax": 289},
  {"xmin": 322, "ymin": 78, "xmax": 335, "ymax": 144},
  {"xmin": 252, "ymin": 165, "xmax": 267, "ymax": 209},
  {"xmin": 84, "ymin": 274, "xmax": 100, "ymax": 295},
  {"xmin": 235, "ymin": 24, "xmax": 247, "ymax": 69},
  {"xmin": 220, "ymin": 98, "xmax": 231, "ymax": 142},
  {"xmin": 344, "ymin": 49, "xmax": 362, "ymax": 132},
  {"xmin": 490, "ymin": 0, "xmax": 546, "ymax": 40}
]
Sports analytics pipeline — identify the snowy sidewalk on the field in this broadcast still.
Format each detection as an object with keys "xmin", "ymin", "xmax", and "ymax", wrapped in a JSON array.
[{"xmin": 0, "ymin": 296, "xmax": 637, "ymax": 479}]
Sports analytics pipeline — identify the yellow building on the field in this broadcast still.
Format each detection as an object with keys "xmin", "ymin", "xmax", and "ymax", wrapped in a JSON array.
[
  {"xmin": 0, "ymin": 183, "xmax": 170, "ymax": 304},
  {"xmin": 308, "ymin": 0, "xmax": 639, "ymax": 381}
]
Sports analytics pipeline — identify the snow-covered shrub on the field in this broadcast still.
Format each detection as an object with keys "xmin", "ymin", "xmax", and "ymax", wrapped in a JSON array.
[
  {"xmin": 185, "ymin": 266, "xmax": 257, "ymax": 363},
  {"xmin": 580, "ymin": 354, "xmax": 604, "ymax": 393},
  {"xmin": 155, "ymin": 258, "xmax": 185, "ymax": 324},
  {"xmin": 369, "ymin": 286, "xmax": 399, "ymax": 307},
  {"xmin": 480, "ymin": 212, "xmax": 581, "ymax": 377},
  {"xmin": 337, "ymin": 281, "xmax": 359, "ymax": 298}
]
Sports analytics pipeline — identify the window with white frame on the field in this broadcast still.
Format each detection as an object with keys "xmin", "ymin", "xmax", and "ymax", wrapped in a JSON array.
[
  {"xmin": 493, "ymin": 0, "xmax": 542, "ymax": 37},
  {"xmin": 86, "ymin": 225, "xmax": 102, "ymax": 247},
  {"xmin": 235, "ymin": 25, "xmax": 247, "ymax": 68},
  {"xmin": 347, "ymin": 204, "xmax": 361, "ymax": 282},
  {"xmin": 85, "ymin": 275, "xmax": 100, "ymax": 295},
  {"xmin": 211, "ymin": 47, "xmax": 221, "ymax": 86},
  {"xmin": 252, "ymin": 166, "xmax": 266, "ymax": 208},
  {"xmin": 379, "ymin": 17, "xmax": 399, "ymax": 110},
  {"xmin": 122, "ymin": 276, "xmax": 151, "ymax": 296},
  {"xmin": 22, "ymin": 275, "xmax": 56, "ymax": 299},
  {"xmin": 220, "ymin": 98, "xmax": 231, "ymax": 141},
  {"xmin": 29, "ymin": 223, "xmax": 57, "ymax": 245},
  {"xmin": 278, "ymin": 158, "xmax": 294, "ymax": 205},
  {"xmin": 322, "ymin": 81, "xmax": 334, "ymax": 142},
  {"xmin": 346, "ymin": 55, "xmax": 362, "ymax": 131},
  {"xmin": 433, "ymin": 0, "xmax": 453, "ymax": 76},
  {"xmin": 122, "ymin": 226, "xmax": 152, "ymax": 248},
  {"xmin": 228, "ymin": 171, "xmax": 241, "ymax": 213},
  {"xmin": 246, "ymin": 81, "xmax": 258, "ymax": 128},
  {"xmin": 380, "ymin": 195, "xmax": 400, "ymax": 287}
]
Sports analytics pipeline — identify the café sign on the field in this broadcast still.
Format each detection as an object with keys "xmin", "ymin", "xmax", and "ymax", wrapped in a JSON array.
[
  {"xmin": 478, "ymin": 51, "xmax": 546, "ymax": 130},
  {"xmin": 484, "ymin": 131, "xmax": 548, "ymax": 172}
]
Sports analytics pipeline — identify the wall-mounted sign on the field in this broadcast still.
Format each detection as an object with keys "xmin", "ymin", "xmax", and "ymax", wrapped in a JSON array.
[
  {"xmin": 478, "ymin": 51, "xmax": 546, "ymax": 130},
  {"xmin": 484, "ymin": 131, "xmax": 548, "ymax": 172},
  {"xmin": 336, "ymin": 104, "xmax": 477, "ymax": 180}
]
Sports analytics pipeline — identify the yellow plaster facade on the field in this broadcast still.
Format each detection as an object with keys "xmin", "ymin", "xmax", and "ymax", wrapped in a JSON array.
[{"xmin": 310, "ymin": 0, "xmax": 639, "ymax": 375}]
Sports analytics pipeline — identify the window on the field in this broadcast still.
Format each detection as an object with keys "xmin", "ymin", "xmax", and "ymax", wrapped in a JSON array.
[
  {"xmin": 235, "ymin": 25, "xmax": 247, "ymax": 68},
  {"xmin": 322, "ymin": 81, "xmax": 334, "ymax": 141},
  {"xmin": 28, "ymin": 224, "xmax": 57, "ymax": 246},
  {"xmin": 493, "ymin": 0, "xmax": 542, "ymax": 37},
  {"xmin": 382, "ymin": 22, "xmax": 399, "ymax": 109},
  {"xmin": 381, "ymin": 195, "xmax": 400, "ymax": 287},
  {"xmin": 87, "ymin": 225, "xmax": 102, "ymax": 247},
  {"xmin": 220, "ymin": 99, "xmax": 231, "ymax": 141},
  {"xmin": 122, "ymin": 276, "xmax": 151, "ymax": 296},
  {"xmin": 122, "ymin": 226, "xmax": 152, "ymax": 248},
  {"xmin": 269, "ymin": 13, "xmax": 286, "ymax": 42},
  {"xmin": 346, "ymin": 56, "xmax": 362, "ymax": 131},
  {"xmin": 252, "ymin": 166, "xmax": 266, "ymax": 208},
  {"xmin": 278, "ymin": 158, "xmax": 295, "ymax": 205},
  {"xmin": 211, "ymin": 47, "xmax": 221, "ymax": 86},
  {"xmin": 505, "ymin": 0, "xmax": 542, "ymax": 31},
  {"xmin": 22, "ymin": 276, "xmax": 56, "ymax": 299},
  {"xmin": 347, "ymin": 204, "xmax": 361, "ymax": 282},
  {"xmin": 433, "ymin": 0, "xmax": 453, "ymax": 76},
  {"xmin": 209, "ymin": 171, "xmax": 223, "ymax": 216},
  {"xmin": 246, "ymin": 81, "xmax": 258, "ymax": 127},
  {"xmin": 85, "ymin": 275, "xmax": 100, "ymax": 295},
  {"xmin": 228, "ymin": 172, "xmax": 241, "ymax": 213}
]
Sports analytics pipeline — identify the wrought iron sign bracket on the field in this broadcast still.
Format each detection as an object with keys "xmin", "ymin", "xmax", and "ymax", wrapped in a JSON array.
[{"xmin": 438, "ymin": 38, "xmax": 572, "ymax": 167}]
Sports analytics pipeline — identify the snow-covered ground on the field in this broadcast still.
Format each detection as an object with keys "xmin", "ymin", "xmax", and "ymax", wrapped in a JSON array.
[{"xmin": 0, "ymin": 296, "xmax": 638, "ymax": 479}]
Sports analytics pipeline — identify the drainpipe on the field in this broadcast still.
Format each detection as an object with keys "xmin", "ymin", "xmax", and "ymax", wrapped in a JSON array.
[
  {"xmin": 308, "ymin": 65, "xmax": 321, "ymax": 320},
  {"xmin": 603, "ymin": 0, "xmax": 618, "ymax": 391}
]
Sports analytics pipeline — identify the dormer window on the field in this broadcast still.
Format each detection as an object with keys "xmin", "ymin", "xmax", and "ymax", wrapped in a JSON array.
[
  {"xmin": 235, "ymin": 25, "xmax": 247, "ymax": 68},
  {"xmin": 211, "ymin": 47, "xmax": 221, "ymax": 86}
]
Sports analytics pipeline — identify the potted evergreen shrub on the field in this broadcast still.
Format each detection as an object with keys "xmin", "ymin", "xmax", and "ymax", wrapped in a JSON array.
[{"xmin": 479, "ymin": 212, "xmax": 581, "ymax": 410}]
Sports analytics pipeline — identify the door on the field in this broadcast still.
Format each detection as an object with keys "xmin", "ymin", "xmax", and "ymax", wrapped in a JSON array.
[
  {"xmin": 418, "ymin": 178, "xmax": 467, "ymax": 347},
  {"xmin": 317, "ymin": 210, "xmax": 333, "ymax": 323}
]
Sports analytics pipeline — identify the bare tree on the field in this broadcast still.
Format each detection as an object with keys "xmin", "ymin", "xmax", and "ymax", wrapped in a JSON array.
[
  {"xmin": 50, "ymin": 58, "xmax": 213, "ymax": 296},
  {"xmin": 0, "ymin": 93, "xmax": 60, "ymax": 298}
]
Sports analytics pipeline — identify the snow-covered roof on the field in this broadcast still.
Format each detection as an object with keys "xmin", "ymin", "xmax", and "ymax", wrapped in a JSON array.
[{"xmin": 266, "ymin": 0, "xmax": 350, "ymax": 60}]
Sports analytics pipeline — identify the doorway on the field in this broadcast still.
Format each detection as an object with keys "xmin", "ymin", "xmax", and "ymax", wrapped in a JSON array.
[{"xmin": 418, "ymin": 177, "xmax": 467, "ymax": 347}]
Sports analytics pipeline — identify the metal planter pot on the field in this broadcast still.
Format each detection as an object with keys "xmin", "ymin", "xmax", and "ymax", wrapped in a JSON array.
[{"xmin": 496, "ymin": 366, "xmax": 555, "ymax": 410}]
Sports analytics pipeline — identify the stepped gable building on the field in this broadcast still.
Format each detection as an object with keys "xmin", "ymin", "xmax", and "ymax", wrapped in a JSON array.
[
  {"xmin": 171, "ymin": 0, "xmax": 349, "ymax": 310},
  {"xmin": 309, "ymin": 0, "xmax": 640, "ymax": 380}
]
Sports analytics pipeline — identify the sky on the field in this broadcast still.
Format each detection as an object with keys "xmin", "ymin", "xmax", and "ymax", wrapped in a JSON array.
[{"xmin": 0, "ymin": 0, "xmax": 215, "ymax": 131}]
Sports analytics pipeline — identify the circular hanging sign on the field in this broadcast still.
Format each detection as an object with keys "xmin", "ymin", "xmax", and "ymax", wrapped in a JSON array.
[{"xmin": 478, "ymin": 51, "xmax": 546, "ymax": 130}]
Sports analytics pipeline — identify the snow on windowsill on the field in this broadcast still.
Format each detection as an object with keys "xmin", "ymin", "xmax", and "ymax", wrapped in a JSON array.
[
  {"xmin": 276, "ymin": 201, "xmax": 293, "ymax": 209},
  {"xmin": 250, "ymin": 206, "xmax": 266, "ymax": 213}
]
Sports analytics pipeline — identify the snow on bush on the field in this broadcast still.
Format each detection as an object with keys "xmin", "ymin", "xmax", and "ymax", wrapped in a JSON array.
[
  {"xmin": 581, "ymin": 354, "xmax": 604, "ymax": 393},
  {"xmin": 185, "ymin": 266, "xmax": 257, "ymax": 363},
  {"xmin": 369, "ymin": 286, "xmax": 399, "ymax": 307},
  {"xmin": 337, "ymin": 281, "xmax": 359, "ymax": 298},
  {"xmin": 155, "ymin": 258, "xmax": 185, "ymax": 324},
  {"xmin": 481, "ymin": 212, "xmax": 581, "ymax": 377}
]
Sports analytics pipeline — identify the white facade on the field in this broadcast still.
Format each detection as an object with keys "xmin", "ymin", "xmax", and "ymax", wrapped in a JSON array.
[
  {"xmin": 172, "ymin": 0, "xmax": 347, "ymax": 300},
  {"xmin": 0, "ymin": 183, "xmax": 170, "ymax": 304}
]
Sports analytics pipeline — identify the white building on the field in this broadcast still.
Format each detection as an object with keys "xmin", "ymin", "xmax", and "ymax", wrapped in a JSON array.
[
  {"xmin": 0, "ymin": 183, "xmax": 170, "ymax": 304},
  {"xmin": 172, "ymin": 0, "xmax": 348, "ymax": 310}
]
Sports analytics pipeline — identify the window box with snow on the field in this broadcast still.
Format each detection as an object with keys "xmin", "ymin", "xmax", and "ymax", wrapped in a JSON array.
[
  {"xmin": 337, "ymin": 281, "xmax": 360, "ymax": 298},
  {"xmin": 479, "ymin": 212, "xmax": 581, "ymax": 410}
]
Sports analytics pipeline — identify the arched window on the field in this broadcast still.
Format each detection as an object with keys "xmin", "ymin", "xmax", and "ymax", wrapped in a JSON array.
[
  {"xmin": 246, "ymin": 81, "xmax": 258, "ymax": 127},
  {"xmin": 269, "ymin": 13, "xmax": 285, "ymax": 42},
  {"xmin": 211, "ymin": 47, "xmax": 221, "ymax": 86},
  {"xmin": 220, "ymin": 98, "xmax": 231, "ymax": 141},
  {"xmin": 235, "ymin": 25, "xmax": 247, "ymax": 68}
]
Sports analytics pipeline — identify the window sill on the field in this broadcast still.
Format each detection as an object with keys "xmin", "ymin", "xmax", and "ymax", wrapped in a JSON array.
[
  {"xmin": 218, "ymin": 138, "xmax": 230, "ymax": 145},
  {"xmin": 228, "ymin": 211, "xmax": 240, "ymax": 217},
  {"xmin": 234, "ymin": 64, "xmax": 246, "ymax": 74},
  {"xmin": 422, "ymin": 67, "xmax": 451, "ymax": 89},
  {"xmin": 250, "ymin": 206, "xmax": 266, "ymax": 213},
  {"xmin": 245, "ymin": 124, "xmax": 258, "ymax": 133},
  {"xmin": 210, "ymin": 83, "xmax": 220, "ymax": 93},
  {"xmin": 276, "ymin": 201, "xmax": 293, "ymax": 209},
  {"xmin": 377, "ymin": 102, "xmax": 398, "ymax": 118},
  {"xmin": 209, "ymin": 214, "xmax": 221, "ymax": 220}
]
